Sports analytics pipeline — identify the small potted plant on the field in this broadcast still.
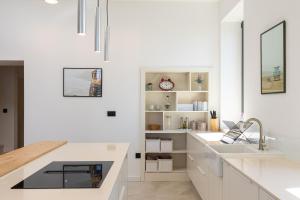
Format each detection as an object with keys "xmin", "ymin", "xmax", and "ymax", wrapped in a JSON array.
[
  {"xmin": 146, "ymin": 83, "xmax": 153, "ymax": 91},
  {"xmin": 195, "ymin": 74, "xmax": 204, "ymax": 91}
]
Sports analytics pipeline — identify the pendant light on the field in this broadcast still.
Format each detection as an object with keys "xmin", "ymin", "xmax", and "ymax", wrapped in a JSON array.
[
  {"xmin": 77, "ymin": 0, "xmax": 86, "ymax": 36},
  {"xmin": 95, "ymin": 0, "xmax": 102, "ymax": 52},
  {"xmin": 104, "ymin": 0, "xmax": 110, "ymax": 62}
]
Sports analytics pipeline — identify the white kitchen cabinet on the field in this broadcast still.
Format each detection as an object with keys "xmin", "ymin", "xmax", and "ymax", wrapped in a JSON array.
[
  {"xmin": 187, "ymin": 153, "xmax": 194, "ymax": 179},
  {"xmin": 259, "ymin": 188, "xmax": 278, "ymax": 200},
  {"xmin": 187, "ymin": 134, "xmax": 223, "ymax": 200},
  {"xmin": 223, "ymin": 161, "xmax": 259, "ymax": 200},
  {"xmin": 187, "ymin": 134, "xmax": 210, "ymax": 200},
  {"xmin": 187, "ymin": 154, "xmax": 209, "ymax": 200},
  {"xmin": 109, "ymin": 155, "xmax": 128, "ymax": 200},
  {"xmin": 195, "ymin": 163, "xmax": 209, "ymax": 200},
  {"xmin": 208, "ymin": 169, "xmax": 223, "ymax": 200}
]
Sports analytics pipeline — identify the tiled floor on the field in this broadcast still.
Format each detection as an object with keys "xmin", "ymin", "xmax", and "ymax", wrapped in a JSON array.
[{"xmin": 128, "ymin": 181, "xmax": 202, "ymax": 200}]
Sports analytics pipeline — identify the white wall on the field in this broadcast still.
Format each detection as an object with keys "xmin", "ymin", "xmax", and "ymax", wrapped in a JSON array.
[
  {"xmin": 220, "ymin": 22, "xmax": 242, "ymax": 125},
  {"xmin": 219, "ymin": 0, "xmax": 241, "ymax": 20},
  {"xmin": 0, "ymin": 0, "xmax": 219, "ymax": 179},
  {"xmin": 243, "ymin": 0, "xmax": 300, "ymax": 158}
]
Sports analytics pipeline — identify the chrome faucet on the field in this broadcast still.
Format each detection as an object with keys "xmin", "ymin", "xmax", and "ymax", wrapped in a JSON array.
[{"xmin": 245, "ymin": 118, "xmax": 265, "ymax": 151}]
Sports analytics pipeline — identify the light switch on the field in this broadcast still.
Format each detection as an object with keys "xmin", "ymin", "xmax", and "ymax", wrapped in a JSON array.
[{"xmin": 107, "ymin": 111, "xmax": 116, "ymax": 117}]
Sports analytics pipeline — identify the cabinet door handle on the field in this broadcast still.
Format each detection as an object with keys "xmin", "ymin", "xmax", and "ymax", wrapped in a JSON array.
[
  {"xmin": 187, "ymin": 154, "xmax": 194, "ymax": 161},
  {"xmin": 197, "ymin": 166, "xmax": 206, "ymax": 176}
]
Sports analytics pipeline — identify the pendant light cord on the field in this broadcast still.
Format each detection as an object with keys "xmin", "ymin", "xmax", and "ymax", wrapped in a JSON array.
[{"xmin": 106, "ymin": 0, "xmax": 109, "ymax": 27}]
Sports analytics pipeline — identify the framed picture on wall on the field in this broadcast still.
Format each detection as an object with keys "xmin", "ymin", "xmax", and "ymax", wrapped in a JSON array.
[
  {"xmin": 261, "ymin": 21, "xmax": 286, "ymax": 94},
  {"xmin": 63, "ymin": 68, "xmax": 103, "ymax": 97}
]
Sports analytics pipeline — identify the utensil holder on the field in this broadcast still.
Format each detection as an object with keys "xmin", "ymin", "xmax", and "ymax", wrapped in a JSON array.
[{"xmin": 210, "ymin": 118, "xmax": 219, "ymax": 132}]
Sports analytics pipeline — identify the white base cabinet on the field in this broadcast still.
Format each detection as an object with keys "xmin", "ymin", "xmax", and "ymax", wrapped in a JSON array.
[
  {"xmin": 109, "ymin": 156, "xmax": 128, "ymax": 200},
  {"xmin": 188, "ymin": 133, "xmax": 279, "ymax": 200},
  {"xmin": 259, "ymin": 189, "xmax": 279, "ymax": 200},
  {"xmin": 208, "ymin": 169, "xmax": 223, "ymax": 200},
  {"xmin": 187, "ymin": 134, "xmax": 222, "ymax": 200},
  {"xmin": 223, "ymin": 161, "xmax": 279, "ymax": 200},
  {"xmin": 223, "ymin": 161, "xmax": 259, "ymax": 200}
]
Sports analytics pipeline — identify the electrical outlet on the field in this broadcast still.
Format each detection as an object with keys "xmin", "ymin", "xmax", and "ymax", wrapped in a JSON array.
[
  {"xmin": 135, "ymin": 153, "xmax": 141, "ymax": 159},
  {"xmin": 107, "ymin": 111, "xmax": 116, "ymax": 117}
]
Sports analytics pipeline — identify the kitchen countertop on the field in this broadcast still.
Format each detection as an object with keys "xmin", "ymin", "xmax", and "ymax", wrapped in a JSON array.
[
  {"xmin": 188, "ymin": 131, "xmax": 225, "ymax": 145},
  {"xmin": 0, "ymin": 143, "xmax": 129, "ymax": 200},
  {"xmin": 188, "ymin": 131, "xmax": 300, "ymax": 200},
  {"xmin": 224, "ymin": 157, "xmax": 300, "ymax": 200},
  {"xmin": 0, "ymin": 141, "xmax": 67, "ymax": 177}
]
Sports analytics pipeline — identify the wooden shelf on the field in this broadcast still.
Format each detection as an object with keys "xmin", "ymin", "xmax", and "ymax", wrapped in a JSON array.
[
  {"xmin": 145, "ymin": 130, "xmax": 189, "ymax": 134},
  {"xmin": 168, "ymin": 111, "xmax": 208, "ymax": 113},
  {"xmin": 145, "ymin": 90, "xmax": 208, "ymax": 93},
  {"xmin": 142, "ymin": 70, "xmax": 211, "ymax": 181},
  {"xmin": 145, "ymin": 150, "xmax": 187, "ymax": 154},
  {"xmin": 176, "ymin": 90, "xmax": 209, "ymax": 93},
  {"xmin": 145, "ymin": 169, "xmax": 186, "ymax": 173},
  {"xmin": 146, "ymin": 110, "xmax": 208, "ymax": 113},
  {"xmin": 145, "ymin": 91, "xmax": 177, "ymax": 93}
]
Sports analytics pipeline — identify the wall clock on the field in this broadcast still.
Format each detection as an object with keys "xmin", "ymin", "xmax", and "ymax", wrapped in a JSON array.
[{"xmin": 159, "ymin": 78, "xmax": 175, "ymax": 91}]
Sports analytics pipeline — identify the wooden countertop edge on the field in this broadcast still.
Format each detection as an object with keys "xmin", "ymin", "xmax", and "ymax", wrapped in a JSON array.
[{"xmin": 0, "ymin": 141, "xmax": 68, "ymax": 177}]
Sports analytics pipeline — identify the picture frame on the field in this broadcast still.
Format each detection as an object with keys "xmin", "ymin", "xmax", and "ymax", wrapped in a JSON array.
[
  {"xmin": 260, "ymin": 21, "xmax": 286, "ymax": 94},
  {"xmin": 63, "ymin": 68, "xmax": 103, "ymax": 97}
]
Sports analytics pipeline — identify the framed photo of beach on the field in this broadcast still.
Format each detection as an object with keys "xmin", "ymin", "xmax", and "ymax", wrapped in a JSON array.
[{"xmin": 261, "ymin": 21, "xmax": 286, "ymax": 94}]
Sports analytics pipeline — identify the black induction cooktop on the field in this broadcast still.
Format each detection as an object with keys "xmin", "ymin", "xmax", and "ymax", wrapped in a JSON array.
[{"xmin": 11, "ymin": 161, "xmax": 113, "ymax": 189}]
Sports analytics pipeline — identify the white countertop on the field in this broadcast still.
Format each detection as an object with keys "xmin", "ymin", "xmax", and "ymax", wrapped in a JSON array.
[
  {"xmin": 224, "ymin": 157, "xmax": 300, "ymax": 200},
  {"xmin": 0, "ymin": 143, "xmax": 129, "ymax": 200},
  {"xmin": 189, "ymin": 131, "xmax": 300, "ymax": 200},
  {"xmin": 189, "ymin": 131, "xmax": 225, "ymax": 144}
]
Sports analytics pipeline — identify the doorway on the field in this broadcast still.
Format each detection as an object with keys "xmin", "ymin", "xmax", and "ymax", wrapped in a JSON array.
[{"xmin": 0, "ymin": 61, "xmax": 24, "ymax": 154}]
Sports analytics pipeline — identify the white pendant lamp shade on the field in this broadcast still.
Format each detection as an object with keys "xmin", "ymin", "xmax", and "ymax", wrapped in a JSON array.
[
  {"xmin": 104, "ymin": 26, "xmax": 110, "ymax": 62},
  {"xmin": 75, "ymin": 0, "xmax": 111, "ymax": 61},
  {"xmin": 77, "ymin": 0, "xmax": 86, "ymax": 35},
  {"xmin": 95, "ymin": 1, "xmax": 102, "ymax": 52},
  {"xmin": 104, "ymin": 0, "xmax": 110, "ymax": 62},
  {"xmin": 45, "ymin": 0, "xmax": 58, "ymax": 4}
]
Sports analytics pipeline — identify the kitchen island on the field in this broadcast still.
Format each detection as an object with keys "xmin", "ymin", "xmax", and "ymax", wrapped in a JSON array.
[{"xmin": 0, "ymin": 143, "xmax": 129, "ymax": 200}]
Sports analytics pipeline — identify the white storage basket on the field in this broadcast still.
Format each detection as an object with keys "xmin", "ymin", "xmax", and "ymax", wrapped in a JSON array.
[
  {"xmin": 146, "ymin": 160, "xmax": 158, "ymax": 172},
  {"xmin": 160, "ymin": 139, "xmax": 173, "ymax": 152},
  {"xmin": 158, "ymin": 158, "xmax": 173, "ymax": 172},
  {"xmin": 146, "ymin": 139, "xmax": 160, "ymax": 152}
]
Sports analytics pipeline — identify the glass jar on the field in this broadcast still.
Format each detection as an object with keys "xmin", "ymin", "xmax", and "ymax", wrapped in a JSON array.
[{"xmin": 165, "ymin": 115, "xmax": 172, "ymax": 130}]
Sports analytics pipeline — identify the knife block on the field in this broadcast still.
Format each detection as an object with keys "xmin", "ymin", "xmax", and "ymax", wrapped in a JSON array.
[{"xmin": 210, "ymin": 118, "xmax": 219, "ymax": 132}]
